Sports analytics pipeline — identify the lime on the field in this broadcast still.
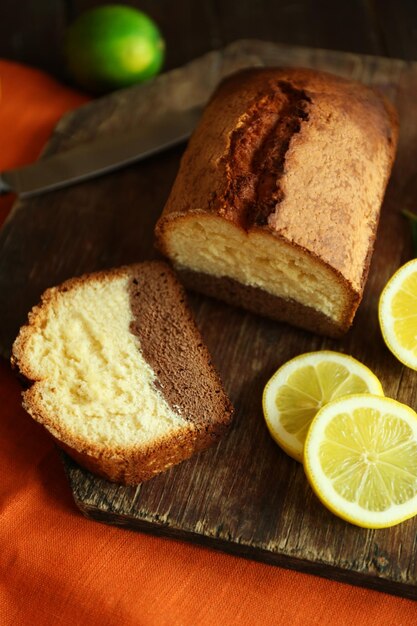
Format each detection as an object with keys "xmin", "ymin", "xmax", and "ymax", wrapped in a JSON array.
[{"xmin": 65, "ymin": 5, "xmax": 165, "ymax": 94}]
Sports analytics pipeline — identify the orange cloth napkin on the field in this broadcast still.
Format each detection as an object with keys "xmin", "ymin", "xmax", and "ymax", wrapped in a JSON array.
[{"xmin": 0, "ymin": 59, "xmax": 416, "ymax": 626}]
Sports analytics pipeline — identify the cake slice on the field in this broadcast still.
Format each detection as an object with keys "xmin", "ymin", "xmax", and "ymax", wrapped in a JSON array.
[
  {"xmin": 155, "ymin": 67, "xmax": 398, "ymax": 337},
  {"xmin": 11, "ymin": 262, "xmax": 233, "ymax": 484}
]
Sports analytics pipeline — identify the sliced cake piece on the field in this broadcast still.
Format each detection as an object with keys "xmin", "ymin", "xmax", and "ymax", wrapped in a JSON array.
[
  {"xmin": 11, "ymin": 262, "xmax": 233, "ymax": 484},
  {"xmin": 155, "ymin": 67, "xmax": 398, "ymax": 337}
]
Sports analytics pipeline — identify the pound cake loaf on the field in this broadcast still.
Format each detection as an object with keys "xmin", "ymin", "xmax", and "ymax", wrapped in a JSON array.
[
  {"xmin": 11, "ymin": 262, "xmax": 233, "ymax": 484},
  {"xmin": 155, "ymin": 67, "xmax": 398, "ymax": 337}
]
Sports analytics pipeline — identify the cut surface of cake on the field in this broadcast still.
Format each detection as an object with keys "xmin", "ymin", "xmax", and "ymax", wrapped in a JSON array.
[
  {"xmin": 155, "ymin": 67, "xmax": 399, "ymax": 337},
  {"xmin": 11, "ymin": 262, "xmax": 233, "ymax": 484}
]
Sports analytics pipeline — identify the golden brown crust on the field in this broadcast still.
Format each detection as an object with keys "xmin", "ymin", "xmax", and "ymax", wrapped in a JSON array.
[
  {"xmin": 56, "ymin": 422, "xmax": 226, "ymax": 485},
  {"xmin": 11, "ymin": 262, "xmax": 234, "ymax": 485},
  {"xmin": 155, "ymin": 67, "xmax": 399, "ymax": 334}
]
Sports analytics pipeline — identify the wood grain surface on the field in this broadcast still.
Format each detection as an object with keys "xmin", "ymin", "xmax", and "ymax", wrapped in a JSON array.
[
  {"xmin": 2, "ymin": 40, "xmax": 417, "ymax": 599},
  {"xmin": 2, "ymin": 1, "xmax": 417, "ymax": 79}
]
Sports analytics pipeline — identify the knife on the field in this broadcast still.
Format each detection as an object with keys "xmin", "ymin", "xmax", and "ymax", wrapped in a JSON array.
[{"xmin": 0, "ymin": 106, "xmax": 203, "ymax": 198}]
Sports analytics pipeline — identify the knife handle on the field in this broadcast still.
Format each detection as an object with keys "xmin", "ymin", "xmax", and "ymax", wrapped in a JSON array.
[{"xmin": 0, "ymin": 174, "xmax": 12, "ymax": 195}]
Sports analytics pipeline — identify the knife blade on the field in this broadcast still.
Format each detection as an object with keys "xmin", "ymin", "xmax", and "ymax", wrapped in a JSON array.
[{"xmin": 0, "ymin": 106, "xmax": 203, "ymax": 198}]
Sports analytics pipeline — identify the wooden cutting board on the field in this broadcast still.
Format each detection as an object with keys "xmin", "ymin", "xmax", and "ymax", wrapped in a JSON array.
[{"xmin": 2, "ymin": 40, "xmax": 417, "ymax": 600}]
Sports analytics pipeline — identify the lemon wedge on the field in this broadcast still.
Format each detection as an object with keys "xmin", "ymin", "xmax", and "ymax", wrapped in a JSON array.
[
  {"xmin": 379, "ymin": 258, "xmax": 417, "ymax": 370},
  {"xmin": 304, "ymin": 394, "xmax": 417, "ymax": 528},
  {"xmin": 262, "ymin": 351, "xmax": 383, "ymax": 462}
]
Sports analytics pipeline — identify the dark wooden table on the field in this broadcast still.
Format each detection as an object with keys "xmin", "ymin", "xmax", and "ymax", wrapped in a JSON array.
[{"xmin": 0, "ymin": 1, "xmax": 416, "ymax": 83}]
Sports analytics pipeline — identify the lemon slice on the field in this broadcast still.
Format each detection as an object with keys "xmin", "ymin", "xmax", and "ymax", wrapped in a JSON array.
[
  {"xmin": 304, "ymin": 394, "xmax": 417, "ymax": 528},
  {"xmin": 379, "ymin": 258, "xmax": 417, "ymax": 370},
  {"xmin": 262, "ymin": 351, "xmax": 383, "ymax": 462}
]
